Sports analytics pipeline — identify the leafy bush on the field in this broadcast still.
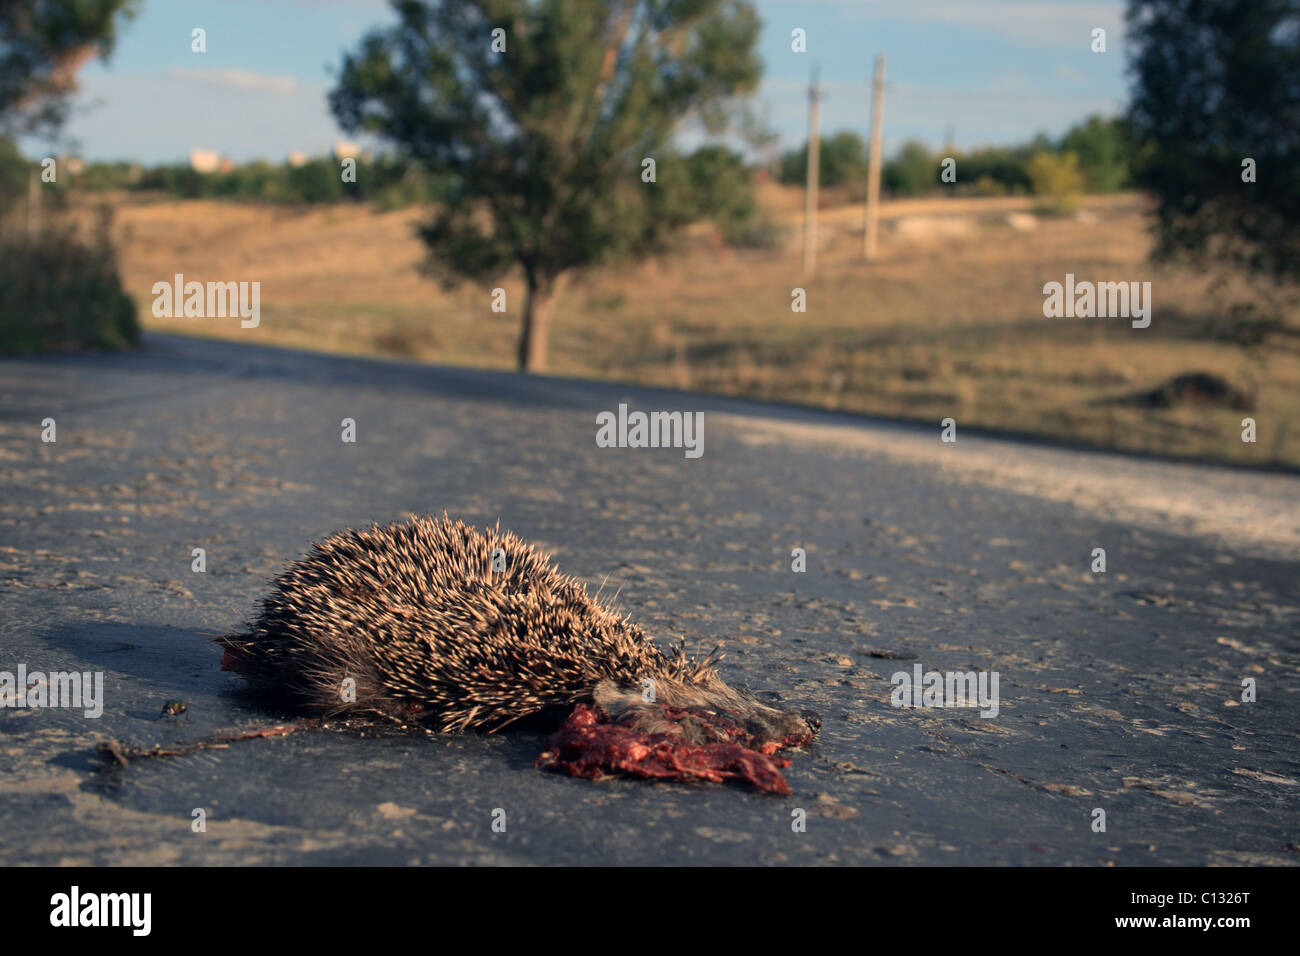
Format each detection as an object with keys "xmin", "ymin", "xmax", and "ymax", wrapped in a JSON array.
[
  {"xmin": 882, "ymin": 140, "xmax": 938, "ymax": 196},
  {"xmin": 0, "ymin": 136, "xmax": 30, "ymax": 214},
  {"xmin": 287, "ymin": 158, "xmax": 346, "ymax": 203},
  {"xmin": 721, "ymin": 211, "xmax": 786, "ymax": 249},
  {"xmin": 1059, "ymin": 114, "xmax": 1129, "ymax": 193},
  {"xmin": 115, "ymin": 154, "xmax": 449, "ymax": 208},
  {"xmin": 685, "ymin": 145, "xmax": 758, "ymax": 227},
  {"xmin": 1027, "ymin": 150, "xmax": 1084, "ymax": 214},
  {"xmin": 777, "ymin": 119, "xmax": 1133, "ymax": 200},
  {"xmin": 778, "ymin": 131, "xmax": 869, "ymax": 188},
  {"xmin": 953, "ymin": 146, "xmax": 1034, "ymax": 196},
  {"xmin": 637, "ymin": 145, "xmax": 767, "ymax": 249},
  {"xmin": 75, "ymin": 160, "xmax": 139, "ymax": 190},
  {"xmin": 0, "ymin": 214, "xmax": 139, "ymax": 354}
]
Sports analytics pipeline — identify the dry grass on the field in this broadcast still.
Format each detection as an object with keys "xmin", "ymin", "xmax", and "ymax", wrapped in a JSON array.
[{"xmin": 96, "ymin": 186, "xmax": 1300, "ymax": 468}]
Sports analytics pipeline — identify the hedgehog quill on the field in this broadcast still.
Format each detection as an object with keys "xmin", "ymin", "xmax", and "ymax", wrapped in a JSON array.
[{"xmin": 122, "ymin": 516, "xmax": 819, "ymax": 793}]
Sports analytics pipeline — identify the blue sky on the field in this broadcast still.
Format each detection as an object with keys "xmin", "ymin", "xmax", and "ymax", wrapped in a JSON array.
[{"xmin": 24, "ymin": 0, "xmax": 1129, "ymax": 164}]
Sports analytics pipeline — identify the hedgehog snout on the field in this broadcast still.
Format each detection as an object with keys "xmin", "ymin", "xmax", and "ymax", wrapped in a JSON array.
[
  {"xmin": 743, "ymin": 702, "xmax": 820, "ymax": 748},
  {"xmin": 668, "ymin": 676, "xmax": 819, "ymax": 748}
]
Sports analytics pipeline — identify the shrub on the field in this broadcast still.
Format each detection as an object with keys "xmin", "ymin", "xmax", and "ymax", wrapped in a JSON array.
[
  {"xmin": 956, "ymin": 146, "xmax": 1034, "ymax": 196},
  {"xmin": 1027, "ymin": 150, "xmax": 1084, "ymax": 214},
  {"xmin": 882, "ymin": 140, "xmax": 938, "ymax": 197},
  {"xmin": 1059, "ymin": 114, "xmax": 1129, "ymax": 193},
  {"xmin": 779, "ymin": 131, "xmax": 869, "ymax": 189},
  {"xmin": 0, "ymin": 212, "xmax": 139, "ymax": 354},
  {"xmin": 722, "ymin": 212, "xmax": 786, "ymax": 249},
  {"xmin": 0, "ymin": 137, "xmax": 28, "ymax": 213},
  {"xmin": 287, "ymin": 158, "xmax": 345, "ymax": 203}
]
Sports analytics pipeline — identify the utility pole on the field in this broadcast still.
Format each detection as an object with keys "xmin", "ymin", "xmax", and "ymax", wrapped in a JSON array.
[
  {"xmin": 803, "ymin": 64, "xmax": 820, "ymax": 277},
  {"xmin": 862, "ymin": 54, "xmax": 885, "ymax": 260}
]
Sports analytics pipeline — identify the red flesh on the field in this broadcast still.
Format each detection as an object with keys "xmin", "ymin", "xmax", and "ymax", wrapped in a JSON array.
[{"xmin": 537, "ymin": 703, "xmax": 809, "ymax": 795}]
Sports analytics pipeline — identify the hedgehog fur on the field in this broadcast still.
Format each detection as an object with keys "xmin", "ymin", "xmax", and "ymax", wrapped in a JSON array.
[{"xmin": 218, "ymin": 515, "xmax": 818, "ymax": 788}]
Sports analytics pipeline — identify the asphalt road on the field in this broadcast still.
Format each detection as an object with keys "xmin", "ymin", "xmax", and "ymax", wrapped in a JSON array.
[{"xmin": 1, "ymin": 333, "xmax": 1297, "ymax": 865}]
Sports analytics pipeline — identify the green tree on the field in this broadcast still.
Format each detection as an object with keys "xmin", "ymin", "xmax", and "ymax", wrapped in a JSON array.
[
  {"xmin": 1027, "ymin": 150, "xmax": 1084, "ymax": 214},
  {"xmin": 1059, "ymin": 114, "xmax": 1129, "ymax": 193},
  {"xmin": 881, "ymin": 139, "xmax": 936, "ymax": 197},
  {"xmin": 955, "ymin": 145, "xmax": 1033, "ymax": 196},
  {"xmin": 1126, "ymin": 0, "xmax": 1300, "ymax": 282},
  {"xmin": 680, "ymin": 144, "xmax": 755, "ymax": 228},
  {"xmin": 778, "ymin": 130, "xmax": 868, "ymax": 188},
  {"xmin": 288, "ymin": 157, "xmax": 346, "ymax": 203},
  {"xmin": 330, "ymin": 0, "xmax": 762, "ymax": 371},
  {"xmin": 0, "ymin": 0, "xmax": 138, "ymax": 137}
]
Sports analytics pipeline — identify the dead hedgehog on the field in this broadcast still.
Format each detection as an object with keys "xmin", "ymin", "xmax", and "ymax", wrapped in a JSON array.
[{"xmin": 216, "ymin": 514, "xmax": 819, "ymax": 794}]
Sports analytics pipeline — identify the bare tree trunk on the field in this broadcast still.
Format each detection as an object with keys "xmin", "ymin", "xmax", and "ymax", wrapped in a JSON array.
[
  {"xmin": 517, "ymin": 272, "xmax": 566, "ymax": 372},
  {"xmin": 26, "ymin": 166, "xmax": 41, "ymax": 238}
]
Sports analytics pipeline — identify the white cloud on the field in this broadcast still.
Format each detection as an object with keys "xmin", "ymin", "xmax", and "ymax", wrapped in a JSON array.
[
  {"xmin": 166, "ymin": 68, "xmax": 299, "ymax": 97},
  {"xmin": 794, "ymin": 0, "xmax": 1124, "ymax": 47}
]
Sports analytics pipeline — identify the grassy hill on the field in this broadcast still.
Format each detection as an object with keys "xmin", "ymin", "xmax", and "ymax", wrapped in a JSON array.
[{"xmin": 91, "ymin": 185, "xmax": 1300, "ymax": 468}]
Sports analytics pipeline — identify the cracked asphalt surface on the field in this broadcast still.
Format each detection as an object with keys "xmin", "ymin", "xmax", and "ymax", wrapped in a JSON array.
[{"xmin": 1, "ymin": 333, "xmax": 1297, "ymax": 865}]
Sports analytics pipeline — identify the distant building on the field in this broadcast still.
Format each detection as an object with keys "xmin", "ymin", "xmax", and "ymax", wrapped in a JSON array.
[
  {"xmin": 189, "ymin": 149, "xmax": 220, "ymax": 174},
  {"xmin": 287, "ymin": 150, "xmax": 309, "ymax": 167},
  {"xmin": 332, "ymin": 140, "xmax": 360, "ymax": 160},
  {"xmin": 219, "ymin": 156, "xmax": 235, "ymax": 174}
]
